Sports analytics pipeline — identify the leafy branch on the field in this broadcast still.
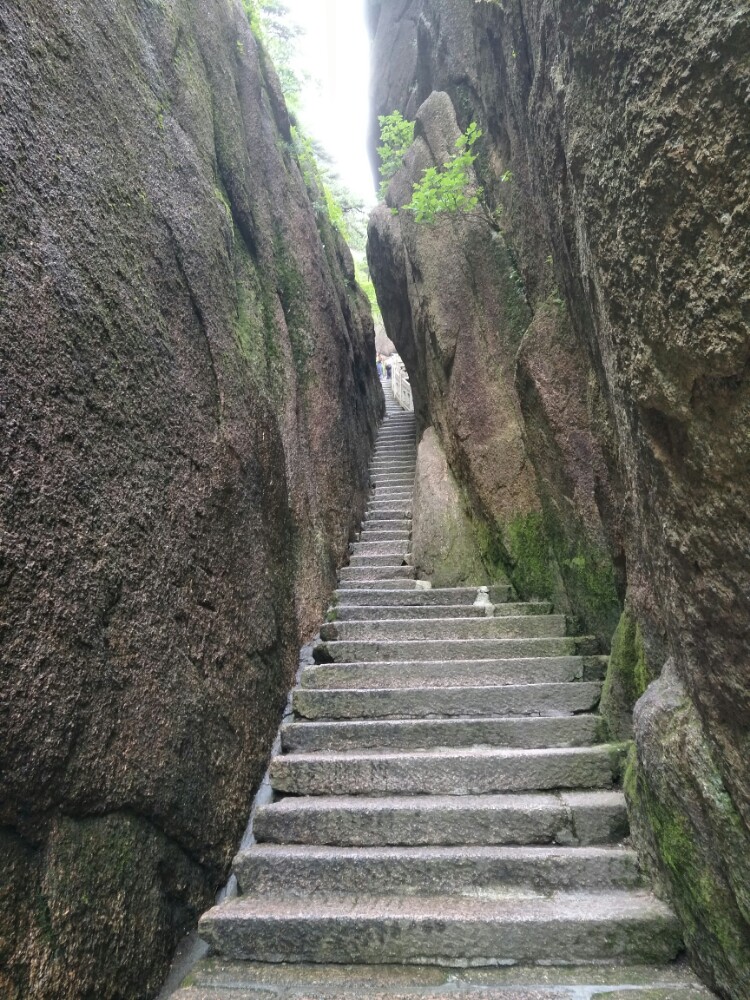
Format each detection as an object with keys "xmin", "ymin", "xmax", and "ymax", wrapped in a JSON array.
[
  {"xmin": 404, "ymin": 121, "xmax": 483, "ymax": 224},
  {"xmin": 376, "ymin": 113, "xmax": 487, "ymax": 225},
  {"xmin": 377, "ymin": 111, "xmax": 415, "ymax": 199}
]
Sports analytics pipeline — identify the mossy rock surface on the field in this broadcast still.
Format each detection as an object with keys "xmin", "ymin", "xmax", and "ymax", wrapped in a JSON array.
[
  {"xmin": 627, "ymin": 667, "xmax": 750, "ymax": 998},
  {"xmin": 600, "ymin": 608, "xmax": 653, "ymax": 741}
]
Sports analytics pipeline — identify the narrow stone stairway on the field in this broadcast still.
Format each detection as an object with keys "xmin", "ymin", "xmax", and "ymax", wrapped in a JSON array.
[{"xmin": 175, "ymin": 382, "xmax": 713, "ymax": 999}]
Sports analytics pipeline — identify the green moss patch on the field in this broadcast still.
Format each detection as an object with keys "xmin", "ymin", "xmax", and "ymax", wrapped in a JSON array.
[
  {"xmin": 505, "ymin": 511, "xmax": 556, "ymax": 600},
  {"xmin": 626, "ymin": 697, "xmax": 750, "ymax": 997},
  {"xmin": 600, "ymin": 610, "xmax": 650, "ymax": 740}
]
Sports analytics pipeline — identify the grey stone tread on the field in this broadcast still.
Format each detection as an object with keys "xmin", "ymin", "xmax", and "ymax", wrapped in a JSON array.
[
  {"xmin": 321, "ymin": 615, "xmax": 568, "ymax": 641},
  {"xmin": 253, "ymin": 790, "xmax": 629, "ymax": 847},
  {"xmin": 338, "ymin": 579, "xmax": 419, "ymax": 590},
  {"xmin": 280, "ymin": 714, "xmax": 603, "ymax": 752},
  {"xmin": 174, "ymin": 989, "xmax": 715, "ymax": 1000},
  {"xmin": 293, "ymin": 680, "xmax": 603, "ymax": 720},
  {"xmin": 198, "ymin": 891, "xmax": 682, "ymax": 965},
  {"xmin": 300, "ymin": 656, "xmax": 605, "ymax": 690},
  {"xmin": 233, "ymin": 844, "xmax": 643, "ymax": 895},
  {"xmin": 178, "ymin": 958, "xmax": 714, "ymax": 1000},
  {"xmin": 314, "ymin": 637, "xmax": 596, "ymax": 663},
  {"xmin": 350, "ymin": 540, "xmax": 411, "ymax": 553},
  {"xmin": 357, "ymin": 531, "xmax": 412, "ymax": 541},
  {"xmin": 333, "ymin": 602, "xmax": 552, "ymax": 620},
  {"xmin": 338, "ymin": 565, "xmax": 416, "ymax": 581},
  {"xmin": 333, "ymin": 586, "xmax": 512, "ymax": 606},
  {"xmin": 269, "ymin": 744, "xmax": 625, "ymax": 796},
  {"xmin": 348, "ymin": 555, "xmax": 412, "ymax": 567},
  {"xmin": 334, "ymin": 604, "xmax": 489, "ymax": 620}
]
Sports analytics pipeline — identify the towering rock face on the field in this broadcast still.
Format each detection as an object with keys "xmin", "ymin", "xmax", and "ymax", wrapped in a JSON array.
[
  {"xmin": 0, "ymin": 1, "xmax": 381, "ymax": 997},
  {"xmin": 367, "ymin": 1, "xmax": 750, "ymax": 996}
]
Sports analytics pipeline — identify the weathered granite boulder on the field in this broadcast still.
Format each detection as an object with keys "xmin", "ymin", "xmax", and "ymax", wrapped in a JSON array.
[
  {"xmin": 0, "ymin": 1, "xmax": 381, "ymax": 996},
  {"xmin": 627, "ymin": 667, "xmax": 750, "ymax": 997},
  {"xmin": 411, "ymin": 428, "xmax": 487, "ymax": 586}
]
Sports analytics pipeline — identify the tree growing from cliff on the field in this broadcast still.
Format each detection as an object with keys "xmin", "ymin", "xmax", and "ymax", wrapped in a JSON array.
[
  {"xmin": 377, "ymin": 112, "xmax": 416, "ymax": 198},
  {"xmin": 377, "ymin": 114, "xmax": 484, "ymax": 224},
  {"xmin": 405, "ymin": 122, "xmax": 483, "ymax": 223},
  {"xmin": 243, "ymin": 0, "xmax": 304, "ymax": 110}
]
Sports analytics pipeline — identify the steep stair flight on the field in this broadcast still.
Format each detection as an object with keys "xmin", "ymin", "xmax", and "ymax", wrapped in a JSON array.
[{"xmin": 174, "ymin": 381, "xmax": 712, "ymax": 1000}]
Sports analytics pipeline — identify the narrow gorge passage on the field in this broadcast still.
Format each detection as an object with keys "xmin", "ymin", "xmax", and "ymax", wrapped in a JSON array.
[{"xmin": 173, "ymin": 382, "xmax": 713, "ymax": 1000}]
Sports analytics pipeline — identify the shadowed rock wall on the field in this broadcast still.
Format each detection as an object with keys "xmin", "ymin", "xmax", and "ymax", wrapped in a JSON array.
[
  {"xmin": 0, "ymin": 1, "xmax": 381, "ymax": 996},
  {"xmin": 367, "ymin": 1, "xmax": 750, "ymax": 995}
]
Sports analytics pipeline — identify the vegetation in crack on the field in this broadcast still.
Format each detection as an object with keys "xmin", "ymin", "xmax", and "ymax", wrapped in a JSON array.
[
  {"xmin": 405, "ymin": 121, "xmax": 484, "ymax": 223},
  {"xmin": 378, "ymin": 112, "xmax": 501, "ymax": 225},
  {"xmin": 377, "ymin": 111, "xmax": 416, "ymax": 198}
]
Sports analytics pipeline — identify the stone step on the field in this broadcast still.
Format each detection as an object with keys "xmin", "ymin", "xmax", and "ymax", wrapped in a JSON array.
[
  {"xmin": 370, "ymin": 469, "xmax": 415, "ymax": 478},
  {"xmin": 337, "ymin": 580, "xmax": 419, "ymax": 591},
  {"xmin": 367, "ymin": 500, "xmax": 412, "ymax": 512},
  {"xmin": 314, "ymin": 636, "xmax": 596, "ymax": 663},
  {"xmin": 370, "ymin": 460, "xmax": 416, "ymax": 469},
  {"xmin": 360, "ymin": 518, "xmax": 414, "ymax": 531},
  {"xmin": 350, "ymin": 541, "xmax": 411, "ymax": 555},
  {"xmin": 362, "ymin": 507, "xmax": 412, "ymax": 521},
  {"xmin": 334, "ymin": 585, "xmax": 512, "ymax": 606},
  {"xmin": 254, "ymin": 790, "xmax": 629, "ymax": 847},
  {"xmin": 338, "ymin": 565, "xmax": 416, "ymax": 582},
  {"xmin": 348, "ymin": 554, "xmax": 410, "ymax": 568},
  {"xmin": 320, "ymin": 615, "xmax": 567, "ymax": 642},
  {"xmin": 334, "ymin": 604, "xmax": 486, "ymax": 620},
  {"xmin": 332, "ymin": 601, "xmax": 551, "ymax": 620},
  {"xmin": 300, "ymin": 656, "xmax": 607, "ymax": 690},
  {"xmin": 174, "ymin": 958, "xmax": 715, "ymax": 1000},
  {"xmin": 233, "ymin": 844, "xmax": 643, "ymax": 897},
  {"xmin": 293, "ymin": 681, "xmax": 602, "ymax": 720},
  {"xmin": 280, "ymin": 714, "xmax": 603, "ymax": 753},
  {"xmin": 370, "ymin": 488, "xmax": 413, "ymax": 499},
  {"xmin": 370, "ymin": 458, "xmax": 416, "ymax": 466},
  {"xmin": 358, "ymin": 529, "xmax": 412, "ymax": 542},
  {"xmin": 198, "ymin": 891, "xmax": 682, "ymax": 966},
  {"xmin": 269, "ymin": 745, "xmax": 625, "ymax": 796}
]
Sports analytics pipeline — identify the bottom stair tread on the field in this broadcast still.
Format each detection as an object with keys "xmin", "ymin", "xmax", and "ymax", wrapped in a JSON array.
[
  {"xmin": 176, "ymin": 959, "xmax": 713, "ymax": 998},
  {"xmin": 199, "ymin": 891, "xmax": 682, "ymax": 966}
]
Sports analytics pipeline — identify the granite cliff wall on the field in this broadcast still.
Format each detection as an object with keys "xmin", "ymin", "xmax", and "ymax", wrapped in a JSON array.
[
  {"xmin": 367, "ymin": 1, "xmax": 750, "ymax": 995},
  {"xmin": 0, "ymin": 1, "xmax": 381, "ymax": 996}
]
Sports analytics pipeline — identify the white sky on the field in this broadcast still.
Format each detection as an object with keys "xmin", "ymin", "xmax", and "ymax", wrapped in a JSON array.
[{"xmin": 284, "ymin": 0, "xmax": 376, "ymax": 205}]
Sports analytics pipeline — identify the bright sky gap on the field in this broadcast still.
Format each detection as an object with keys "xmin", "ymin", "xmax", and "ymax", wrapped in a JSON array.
[{"xmin": 284, "ymin": 0, "xmax": 376, "ymax": 206}]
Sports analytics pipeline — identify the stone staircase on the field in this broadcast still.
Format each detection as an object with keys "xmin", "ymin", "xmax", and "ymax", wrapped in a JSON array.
[{"xmin": 174, "ymin": 382, "xmax": 713, "ymax": 999}]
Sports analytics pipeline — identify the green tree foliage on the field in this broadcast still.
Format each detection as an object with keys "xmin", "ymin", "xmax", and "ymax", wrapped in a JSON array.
[
  {"xmin": 405, "ymin": 122, "xmax": 483, "ymax": 223},
  {"xmin": 377, "ymin": 114, "xmax": 485, "ymax": 224},
  {"xmin": 354, "ymin": 258, "xmax": 382, "ymax": 322},
  {"xmin": 241, "ymin": 2, "xmax": 364, "ymax": 246},
  {"xmin": 377, "ymin": 111, "xmax": 415, "ymax": 198},
  {"xmin": 242, "ymin": 0, "xmax": 304, "ymax": 110}
]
